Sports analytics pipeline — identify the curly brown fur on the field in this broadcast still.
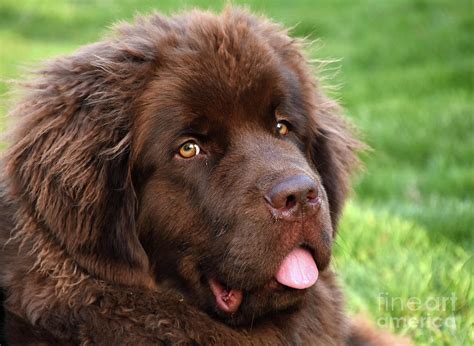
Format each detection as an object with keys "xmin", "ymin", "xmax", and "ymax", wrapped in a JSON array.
[{"xmin": 0, "ymin": 7, "xmax": 408, "ymax": 345}]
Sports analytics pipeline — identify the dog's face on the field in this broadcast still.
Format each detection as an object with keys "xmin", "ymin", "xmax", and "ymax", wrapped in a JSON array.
[
  {"xmin": 133, "ymin": 15, "xmax": 335, "ymax": 325},
  {"xmin": 6, "ymin": 8, "xmax": 359, "ymax": 328}
]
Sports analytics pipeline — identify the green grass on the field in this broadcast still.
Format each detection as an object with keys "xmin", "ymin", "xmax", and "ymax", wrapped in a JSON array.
[{"xmin": 1, "ymin": 0, "xmax": 472, "ymax": 344}]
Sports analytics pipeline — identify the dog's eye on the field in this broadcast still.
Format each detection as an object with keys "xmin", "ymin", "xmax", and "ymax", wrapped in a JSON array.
[
  {"xmin": 276, "ymin": 122, "xmax": 290, "ymax": 136},
  {"xmin": 178, "ymin": 141, "xmax": 201, "ymax": 158}
]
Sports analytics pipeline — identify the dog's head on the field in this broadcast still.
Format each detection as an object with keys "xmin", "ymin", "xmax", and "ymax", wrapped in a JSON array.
[{"xmin": 7, "ymin": 8, "xmax": 361, "ymax": 326}]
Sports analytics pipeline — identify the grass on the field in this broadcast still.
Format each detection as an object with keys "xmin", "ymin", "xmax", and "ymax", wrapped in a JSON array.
[{"xmin": 0, "ymin": 0, "xmax": 472, "ymax": 344}]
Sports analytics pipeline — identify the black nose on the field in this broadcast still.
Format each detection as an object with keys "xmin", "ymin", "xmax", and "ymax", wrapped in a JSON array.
[{"xmin": 264, "ymin": 175, "xmax": 321, "ymax": 220}]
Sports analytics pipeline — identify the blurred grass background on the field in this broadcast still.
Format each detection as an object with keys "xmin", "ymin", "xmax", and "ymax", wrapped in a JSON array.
[{"xmin": 0, "ymin": 0, "xmax": 472, "ymax": 344}]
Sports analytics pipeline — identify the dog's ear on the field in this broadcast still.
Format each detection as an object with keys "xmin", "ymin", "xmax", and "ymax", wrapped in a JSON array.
[
  {"xmin": 309, "ymin": 98, "xmax": 363, "ymax": 230},
  {"xmin": 5, "ymin": 19, "xmax": 167, "ymax": 288}
]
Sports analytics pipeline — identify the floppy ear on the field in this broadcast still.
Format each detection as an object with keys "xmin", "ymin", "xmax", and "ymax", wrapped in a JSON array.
[
  {"xmin": 309, "ymin": 99, "xmax": 363, "ymax": 231},
  {"xmin": 5, "ymin": 20, "xmax": 165, "ymax": 288}
]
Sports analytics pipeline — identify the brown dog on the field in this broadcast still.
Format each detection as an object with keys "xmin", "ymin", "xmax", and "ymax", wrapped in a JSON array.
[{"xmin": 0, "ymin": 8, "xmax": 408, "ymax": 345}]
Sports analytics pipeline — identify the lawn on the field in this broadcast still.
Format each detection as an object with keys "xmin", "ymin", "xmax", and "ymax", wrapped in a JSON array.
[{"xmin": 0, "ymin": 0, "xmax": 472, "ymax": 344}]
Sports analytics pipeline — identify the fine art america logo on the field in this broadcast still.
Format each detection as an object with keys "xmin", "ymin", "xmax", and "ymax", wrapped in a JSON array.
[{"xmin": 377, "ymin": 292, "xmax": 458, "ymax": 331}]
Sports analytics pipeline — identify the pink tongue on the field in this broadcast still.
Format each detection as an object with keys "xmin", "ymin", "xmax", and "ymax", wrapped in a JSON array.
[{"xmin": 275, "ymin": 248, "xmax": 319, "ymax": 289}]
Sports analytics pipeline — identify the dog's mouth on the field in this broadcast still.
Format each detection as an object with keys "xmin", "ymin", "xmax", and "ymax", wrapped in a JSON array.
[
  {"xmin": 208, "ymin": 278, "xmax": 244, "ymax": 313},
  {"xmin": 208, "ymin": 247, "xmax": 319, "ymax": 314}
]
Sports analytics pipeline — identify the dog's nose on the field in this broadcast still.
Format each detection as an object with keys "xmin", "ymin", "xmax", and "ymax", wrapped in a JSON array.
[{"xmin": 264, "ymin": 175, "xmax": 321, "ymax": 220}]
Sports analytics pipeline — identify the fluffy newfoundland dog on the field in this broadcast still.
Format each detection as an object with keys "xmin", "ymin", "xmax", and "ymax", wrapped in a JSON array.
[{"xmin": 0, "ymin": 8, "xmax": 408, "ymax": 345}]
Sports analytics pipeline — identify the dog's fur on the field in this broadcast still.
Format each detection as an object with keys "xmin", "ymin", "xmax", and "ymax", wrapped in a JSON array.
[{"xmin": 0, "ymin": 8, "xmax": 409, "ymax": 345}]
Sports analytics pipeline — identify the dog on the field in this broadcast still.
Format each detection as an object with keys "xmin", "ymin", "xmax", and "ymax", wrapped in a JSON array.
[{"xmin": 0, "ymin": 7, "xmax": 409, "ymax": 345}]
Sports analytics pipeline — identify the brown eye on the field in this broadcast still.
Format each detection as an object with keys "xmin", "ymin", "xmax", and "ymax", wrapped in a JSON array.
[
  {"xmin": 178, "ymin": 141, "xmax": 200, "ymax": 158},
  {"xmin": 276, "ymin": 122, "xmax": 289, "ymax": 136}
]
